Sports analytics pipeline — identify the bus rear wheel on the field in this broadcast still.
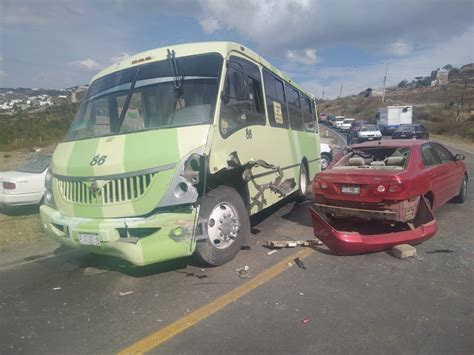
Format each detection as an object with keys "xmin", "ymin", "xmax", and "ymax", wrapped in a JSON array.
[
  {"xmin": 194, "ymin": 186, "xmax": 250, "ymax": 266},
  {"xmin": 296, "ymin": 163, "xmax": 309, "ymax": 202}
]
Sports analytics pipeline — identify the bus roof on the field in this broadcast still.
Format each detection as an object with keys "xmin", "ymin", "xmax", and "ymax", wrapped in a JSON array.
[{"xmin": 90, "ymin": 41, "xmax": 314, "ymax": 99}]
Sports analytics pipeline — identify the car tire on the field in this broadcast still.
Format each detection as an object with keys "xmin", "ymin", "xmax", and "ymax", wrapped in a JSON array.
[
  {"xmin": 296, "ymin": 163, "xmax": 309, "ymax": 202},
  {"xmin": 452, "ymin": 175, "xmax": 467, "ymax": 203},
  {"xmin": 321, "ymin": 153, "xmax": 331, "ymax": 170},
  {"xmin": 194, "ymin": 186, "xmax": 250, "ymax": 266}
]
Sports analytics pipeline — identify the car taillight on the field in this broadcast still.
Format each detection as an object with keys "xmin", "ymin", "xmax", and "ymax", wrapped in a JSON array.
[
  {"xmin": 314, "ymin": 177, "xmax": 328, "ymax": 190},
  {"xmin": 388, "ymin": 180, "xmax": 409, "ymax": 194},
  {"xmin": 3, "ymin": 181, "xmax": 16, "ymax": 190}
]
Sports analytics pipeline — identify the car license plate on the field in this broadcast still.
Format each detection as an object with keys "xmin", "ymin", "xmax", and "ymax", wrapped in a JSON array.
[
  {"xmin": 78, "ymin": 233, "xmax": 101, "ymax": 246},
  {"xmin": 367, "ymin": 137, "xmax": 373, "ymax": 140},
  {"xmin": 341, "ymin": 185, "xmax": 360, "ymax": 195}
]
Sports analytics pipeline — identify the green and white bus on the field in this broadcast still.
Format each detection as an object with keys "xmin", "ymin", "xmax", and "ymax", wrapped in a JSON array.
[{"xmin": 40, "ymin": 42, "xmax": 320, "ymax": 266}]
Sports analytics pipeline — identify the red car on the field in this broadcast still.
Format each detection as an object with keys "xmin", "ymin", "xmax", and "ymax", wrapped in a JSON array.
[{"xmin": 310, "ymin": 140, "xmax": 468, "ymax": 255}]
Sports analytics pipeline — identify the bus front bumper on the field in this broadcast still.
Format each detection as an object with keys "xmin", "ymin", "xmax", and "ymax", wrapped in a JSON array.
[{"xmin": 40, "ymin": 205, "xmax": 198, "ymax": 266}]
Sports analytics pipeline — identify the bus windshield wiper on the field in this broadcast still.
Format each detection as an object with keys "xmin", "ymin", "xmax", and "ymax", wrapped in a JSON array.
[{"xmin": 167, "ymin": 49, "xmax": 184, "ymax": 94}]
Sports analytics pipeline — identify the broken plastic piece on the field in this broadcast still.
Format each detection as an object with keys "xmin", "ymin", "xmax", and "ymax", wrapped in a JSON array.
[
  {"xmin": 119, "ymin": 291, "xmax": 134, "ymax": 296},
  {"xmin": 301, "ymin": 318, "xmax": 310, "ymax": 324},
  {"xmin": 267, "ymin": 250, "xmax": 277, "ymax": 256},
  {"xmin": 265, "ymin": 240, "xmax": 322, "ymax": 249},
  {"xmin": 294, "ymin": 258, "xmax": 307, "ymax": 270}
]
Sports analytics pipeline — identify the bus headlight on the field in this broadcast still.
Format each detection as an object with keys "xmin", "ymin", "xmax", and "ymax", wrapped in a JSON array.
[{"xmin": 44, "ymin": 167, "xmax": 56, "ymax": 208}]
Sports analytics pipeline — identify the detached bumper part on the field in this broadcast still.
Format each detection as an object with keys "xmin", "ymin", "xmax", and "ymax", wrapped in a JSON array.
[{"xmin": 309, "ymin": 197, "xmax": 437, "ymax": 255}]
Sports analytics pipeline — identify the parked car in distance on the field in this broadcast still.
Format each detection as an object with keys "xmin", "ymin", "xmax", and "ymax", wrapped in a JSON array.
[
  {"xmin": 340, "ymin": 118, "xmax": 355, "ymax": 132},
  {"xmin": 392, "ymin": 124, "xmax": 429, "ymax": 140},
  {"xmin": 320, "ymin": 143, "xmax": 333, "ymax": 170},
  {"xmin": 313, "ymin": 140, "xmax": 467, "ymax": 222},
  {"xmin": 0, "ymin": 155, "xmax": 51, "ymax": 208},
  {"xmin": 356, "ymin": 124, "xmax": 382, "ymax": 143},
  {"xmin": 332, "ymin": 116, "xmax": 345, "ymax": 129}
]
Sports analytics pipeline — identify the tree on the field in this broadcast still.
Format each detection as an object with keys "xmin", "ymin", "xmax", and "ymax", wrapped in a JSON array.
[
  {"xmin": 398, "ymin": 80, "xmax": 408, "ymax": 88},
  {"xmin": 443, "ymin": 64, "xmax": 454, "ymax": 72}
]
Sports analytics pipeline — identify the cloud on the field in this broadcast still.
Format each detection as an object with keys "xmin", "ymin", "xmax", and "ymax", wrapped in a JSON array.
[
  {"xmin": 200, "ymin": 0, "xmax": 474, "ymax": 55},
  {"xmin": 111, "ymin": 52, "xmax": 131, "ymax": 63},
  {"xmin": 69, "ymin": 58, "xmax": 103, "ymax": 71},
  {"xmin": 286, "ymin": 48, "xmax": 318, "ymax": 65},
  {"xmin": 199, "ymin": 17, "xmax": 220, "ymax": 34},
  {"xmin": 298, "ymin": 25, "xmax": 474, "ymax": 99},
  {"xmin": 388, "ymin": 40, "xmax": 413, "ymax": 57}
]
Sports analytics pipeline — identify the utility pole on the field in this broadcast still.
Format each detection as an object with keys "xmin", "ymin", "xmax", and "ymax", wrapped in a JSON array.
[
  {"xmin": 339, "ymin": 84, "xmax": 343, "ymax": 98},
  {"xmin": 455, "ymin": 77, "xmax": 468, "ymax": 122},
  {"xmin": 322, "ymin": 88, "xmax": 325, "ymax": 100},
  {"xmin": 381, "ymin": 62, "xmax": 389, "ymax": 103}
]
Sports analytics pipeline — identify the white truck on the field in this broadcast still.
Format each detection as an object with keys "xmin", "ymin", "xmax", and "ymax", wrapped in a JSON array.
[{"xmin": 376, "ymin": 105, "xmax": 413, "ymax": 135}]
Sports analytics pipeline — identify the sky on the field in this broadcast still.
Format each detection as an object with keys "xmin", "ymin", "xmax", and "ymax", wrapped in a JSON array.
[{"xmin": 0, "ymin": 0, "xmax": 473, "ymax": 98}]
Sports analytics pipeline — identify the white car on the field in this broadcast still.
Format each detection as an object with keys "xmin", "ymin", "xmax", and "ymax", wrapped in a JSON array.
[
  {"xmin": 0, "ymin": 155, "xmax": 51, "ymax": 208},
  {"xmin": 332, "ymin": 116, "xmax": 345, "ymax": 129},
  {"xmin": 320, "ymin": 143, "xmax": 333, "ymax": 170},
  {"xmin": 340, "ymin": 118, "xmax": 355, "ymax": 132},
  {"xmin": 357, "ymin": 125, "xmax": 382, "ymax": 143}
]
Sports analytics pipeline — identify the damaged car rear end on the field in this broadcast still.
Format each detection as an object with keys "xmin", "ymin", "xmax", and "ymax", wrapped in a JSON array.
[{"xmin": 310, "ymin": 140, "xmax": 467, "ymax": 255}]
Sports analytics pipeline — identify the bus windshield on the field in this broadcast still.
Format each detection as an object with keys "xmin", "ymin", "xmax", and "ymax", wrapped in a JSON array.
[{"xmin": 66, "ymin": 53, "xmax": 223, "ymax": 141}]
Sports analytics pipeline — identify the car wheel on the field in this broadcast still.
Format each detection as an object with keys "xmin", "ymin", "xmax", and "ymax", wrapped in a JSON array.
[
  {"xmin": 321, "ymin": 153, "xmax": 331, "ymax": 170},
  {"xmin": 452, "ymin": 175, "xmax": 467, "ymax": 203},
  {"xmin": 194, "ymin": 186, "xmax": 250, "ymax": 266}
]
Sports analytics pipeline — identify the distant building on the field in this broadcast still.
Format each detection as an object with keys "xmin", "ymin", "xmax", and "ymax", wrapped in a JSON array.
[
  {"xmin": 360, "ymin": 88, "xmax": 383, "ymax": 97},
  {"xmin": 431, "ymin": 69, "xmax": 449, "ymax": 86},
  {"xmin": 71, "ymin": 85, "xmax": 88, "ymax": 103}
]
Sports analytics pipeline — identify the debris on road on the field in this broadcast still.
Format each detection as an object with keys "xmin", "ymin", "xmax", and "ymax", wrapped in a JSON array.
[
  {"xmin": 241, "ymin": 246, "xmax": 251, "ymax": 250},
  {"xmin": 392, "ymin": 244, "xmax": 417, "ymax": 259},
  {"xmin": 265, "ymin": 239, "xmax": 323, "ymax": 249},
  {"xmin": 53, "ymin": 287, "xmax": 61, "ymax": 291},
  {"xmin": 119, "ymin": 291, "xmax": 134, "ymax": 296},
  {"xmin": 301, "ymin": 318, "xmax": 310, "ymax": 324},
  {"xmin": 267, "ymin": 249, "xmax": 277, "ymax": 256},
  {"xmin": 427, "ymin": 249, "xmax": 454, "ymax": 254},
  {"xmin": 299, "ymin": 292, "xmax": 304, "ymax": 296},
  {"xmin": 236, "ymin": 265, "xmax": 253, "ymax": 279},
  {"xmin": 294, "ymin": 258, "xmax": 307, "ymax": 270}
]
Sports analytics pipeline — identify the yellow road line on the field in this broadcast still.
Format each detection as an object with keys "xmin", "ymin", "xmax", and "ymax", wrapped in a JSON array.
[{"xmin": 118, "ymin": 247, "xmax": 315, "ymax": 354}]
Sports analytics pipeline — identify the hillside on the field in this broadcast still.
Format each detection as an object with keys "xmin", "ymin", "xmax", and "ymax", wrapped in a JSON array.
[
  {"xmin": 0, "ymin": 102, "xmax": 79, "ymax": 151},
  {"xmin": 318, "ymin": 64, "xmax": 474, "ymax": 141}
]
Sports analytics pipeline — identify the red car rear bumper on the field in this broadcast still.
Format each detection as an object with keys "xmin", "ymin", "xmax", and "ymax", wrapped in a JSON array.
[{"xmin": 309, "ymin": 197, "xmax": 437, "ymax": 255}]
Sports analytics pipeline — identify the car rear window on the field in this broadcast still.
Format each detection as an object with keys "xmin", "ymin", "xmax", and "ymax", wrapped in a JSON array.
[{"xmin": 333, "ymin": 147, "xmax": 411, "ymax": 170}]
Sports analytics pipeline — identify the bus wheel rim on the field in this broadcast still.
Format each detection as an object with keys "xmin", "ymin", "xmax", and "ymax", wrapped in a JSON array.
[
  {"xmin": 300, "ymin": 167, "xmax": 307, "ymax": 193},
  {"xmin": 207, "ymin": 202, "xmax": 240, "ymax": 249}
]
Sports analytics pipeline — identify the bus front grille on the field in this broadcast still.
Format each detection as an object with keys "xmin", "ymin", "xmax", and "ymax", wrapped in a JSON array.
[{"xmin": 57, "ymin": 173, "xmax": 156, "ymax": 205}]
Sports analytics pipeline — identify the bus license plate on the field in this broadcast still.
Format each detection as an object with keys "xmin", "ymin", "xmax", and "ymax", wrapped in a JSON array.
[
  {"xmin": 341, "ymin": 185, "xmax": 360, "ymax": 195},
  {"xmin": 78, "ymin": 233, "xmax": 101, "ymax": 246}
]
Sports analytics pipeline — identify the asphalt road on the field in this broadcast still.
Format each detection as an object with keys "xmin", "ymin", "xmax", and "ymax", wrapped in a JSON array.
[{"xmin": 1, "ymin": 130, "xmax": 473, "ymax": 354}]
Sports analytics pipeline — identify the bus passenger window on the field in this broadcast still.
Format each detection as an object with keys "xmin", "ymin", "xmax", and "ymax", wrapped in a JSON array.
[
  {"xmin": 263, "ymin": 69, "xmax": 289, "ymax": 128},
  {"xmin": 287, "ymin": 86, "xmax": 304, "ymax": 131}
]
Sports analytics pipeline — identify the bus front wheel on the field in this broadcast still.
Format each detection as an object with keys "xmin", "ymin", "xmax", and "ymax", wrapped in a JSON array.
[{"xmin": 194, "ymin": 186, "xmax": 250, "ymax": 266}]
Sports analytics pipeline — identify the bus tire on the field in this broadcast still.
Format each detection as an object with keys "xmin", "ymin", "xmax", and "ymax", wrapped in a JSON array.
[
  {"xmin": 194, "ymin": 186, "xmax": 250, "ymax": 266},
  {"xmin": 296, "ymin": 163, "xmax": 309, "ymax": 202}
]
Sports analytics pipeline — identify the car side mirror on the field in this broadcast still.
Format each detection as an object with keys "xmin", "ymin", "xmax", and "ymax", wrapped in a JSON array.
[{"xmin": 454, "ymin": 153, "xmax": 465, "ymax": 161}]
